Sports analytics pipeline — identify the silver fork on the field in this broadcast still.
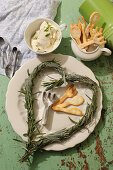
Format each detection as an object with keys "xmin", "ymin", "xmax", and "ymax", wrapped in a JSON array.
[
  {"xmin": 0, "ymin": 37, "xmax": 12, "ymax": 69},
  {"xmin": 42, "ymin": 91, "xmax": 57, "ymax": 126}
]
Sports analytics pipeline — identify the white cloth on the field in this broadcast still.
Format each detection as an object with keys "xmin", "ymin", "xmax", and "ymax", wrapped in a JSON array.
[{"xmin": 0, "ymin": 0, "xmax": 61, "ymax": 76}]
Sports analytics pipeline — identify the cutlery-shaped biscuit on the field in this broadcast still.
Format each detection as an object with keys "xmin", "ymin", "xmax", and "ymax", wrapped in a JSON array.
[
  {"xmin": 53, "ymin": 84, "xmax": 78, "ymax": 106},
  {"xmin": 70, "ymin": 12, "xmax": 106, "ymax": 51},
  {"xmin": 54, "ymin": 95, "xmax": 84, "ymax": 108},
  {"xmin": 70, "ymin": 24, "xmax": 81, "ymax": 45},
  {"xmin": 89, "ymin": 24, "xmax": 95, "ymax": 40},
  {"xmin": 52, "ymin": 84, "xmax": 84, "ymax": 116},
  {"xmin": 99, "ymin": 28, "xmax": 103, "ymax": 33},
  {"xmin": 78, "ymin": 16, "xmax": 87, "ymax": 43},
  {"xmin": 89, "ymin": 27, "xmax": 104, "ymax": 41},
  {"xmin": 90, "ymin": 12, "xmax": 100, "ymax": 25},
  {"xmin": 52, "ymin": 96, "xmax": 84, "ymax": 116},
  {"xmin": 85, "ymin": 12, "xmax": 100, "ymax": 38},
  {"xmin": 98, "ymin": 28, "xmax": 103, "ymax": 37},
  {"xmin": 52, "ymin": 106, "xmax": 83, "ymax": 116},
  {"xmin": 79, "ymin": 32, "xmax": 106, "ymax": 49},
  {"xmin": 78, "ymin": 16, "xmax": 88, "ymax": 50}
]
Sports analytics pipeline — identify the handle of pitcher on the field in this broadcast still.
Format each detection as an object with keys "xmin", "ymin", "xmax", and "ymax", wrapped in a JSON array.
[{"xmin": 101, "ymin": 48, "xmax": 112, "ymax": 56}]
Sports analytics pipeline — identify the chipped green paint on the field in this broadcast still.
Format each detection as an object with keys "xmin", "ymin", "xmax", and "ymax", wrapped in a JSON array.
[{"xmin": 0, "ymin": 0, "xmax": 113, "ymax": 170}]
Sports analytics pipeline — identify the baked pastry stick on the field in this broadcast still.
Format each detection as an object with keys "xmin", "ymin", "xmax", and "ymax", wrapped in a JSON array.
[
  {"xmin": 85, "ymin": 12, "xmax": 100, "ymax": 38},
  {"xmin": 78, "ymin": 16, "xmax": 87, "ymax": 43},
  {"xmin": 52, "ymin": 85, "xmax": 84, "ymax": 116},
  {"xmin": 52, "ymin": 106, "xmax": 83, "ymax": 116},
  {"xmin": 53, "ymin": 84, "xmax": 78, "ymax": 106},
  {"xmin": 78, "ymin": 16, "xmax": 88, "ymax": 50},
  {"xmin": 79, "ymin": 32, "xmax": 106, "ymax": 49},
  {"xmin": 70, "ymin": 24, "xmax": 81, "ymax": 45},
  {"xmin": 56, "ymin": 95, "xmax": 84, "ymax": 108}
]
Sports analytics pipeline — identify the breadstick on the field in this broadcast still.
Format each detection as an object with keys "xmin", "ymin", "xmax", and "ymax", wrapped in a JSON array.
[
  {"xmin": 90, "ymin": 12, "xmax": 100, "ymax": 25},
  {"xmin": 78, "ymin": 17, "xmax": 87, "ymax": 43},
  {"xmin": 86, "ymin": 12, "xmax": 100, "ymax": 39},
  {"xmin": 52, "ymin": 85, "xmax": 84, "ymax": 116},
  {"xmin": 53, "ymin": 84, "xmax": 78, "ymax": 106},
  {"xmin": 81, "ymin": 16, "xmax": 87, "ymax": 43},
  {"xmin": 70, "ymin": 24, "xmax": 81, "ymax": 45},
  {"xmin": 79, "ymin": 33, "xmax": 106, "ymax": 49},
  {"xmin": 54, "ymin": 96, "xmax": 84, "ymax": 108},
  {"xmin": 99, "ymin": 41, "xmax": 107, "ymax": 45},
  {"xmin": 85, "ymin": 24, "xmax": 91, "ymax": 38},
  {"xmin": 52, "ymin": 106, "xmax": 83, "ymax": 116},
  {"xmin": 80, "ymin": 39, "xmax": 106, "ymax": 49},
  {"xmin": 74, "ymin": 23, "xmax": 78, "ymax": 27},
  {"xmin": 94, "ymin": 26, "xmax": 99, "ymax": 34},
  {"xmin": 77, "ymin": 17, "xmax": 82, "ymax": 31},
  {"xmin": 89, "ymin": 24, "xmax": 95, "ymax": 40},
  {"xmin": 98, "ymin": 28, "xmax": 103, "ymax": 38},
  {"xmin": 78, "ymin": 17, "xmax": 88, "ymax": 50},
  {"xmin": 99, "ymin": 28, "xmax": 103, "ymax": 33}
]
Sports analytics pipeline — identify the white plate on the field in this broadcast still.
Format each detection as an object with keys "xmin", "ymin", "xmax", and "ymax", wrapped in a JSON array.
[{"xmin": 6, "ymin": 53, "xmax": 102, "ymax": 151}]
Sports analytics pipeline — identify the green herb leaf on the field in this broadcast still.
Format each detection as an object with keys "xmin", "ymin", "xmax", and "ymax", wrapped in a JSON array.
[
  {"xmin": 32, "ymin": 37, "xmax": 37, "ymax": 40},
  {"xmin": 23, "ymin": 133, "xmax": 28, "ymax": 137},
  {"xmin": 50, "ymin": 26, "xmax": 53, "ymax": 30},
  {"xmin": 85, "ymin": 94, "xmax": 92, "ymax": 101},
  {"xmin": 45, "ymin": 33, "xmax": 50, "ymax": 37},
  {"xmin": 68, "ymin": 117, "xmax": 77, "ymax": 124},
  {"xmin": 44, "ymin": 25, "xmax": 51, "ymax": 32}
]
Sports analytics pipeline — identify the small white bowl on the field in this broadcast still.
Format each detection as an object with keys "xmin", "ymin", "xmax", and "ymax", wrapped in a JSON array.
[{"xmin": 24, "ymin": 18, "xmax": 66, "ymax": 55}]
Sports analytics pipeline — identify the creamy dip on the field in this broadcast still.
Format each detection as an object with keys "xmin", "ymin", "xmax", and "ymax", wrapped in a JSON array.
[{"xmin": 31, "ymin": 21, "xmax": 61, "ymax": 53}]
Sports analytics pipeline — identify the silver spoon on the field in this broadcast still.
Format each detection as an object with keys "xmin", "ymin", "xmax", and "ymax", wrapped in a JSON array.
[
  {"xmin": 12, "ymin": 47, "xmax": 18, "ymax": 76},
  {"xmin": 5, "ymin": 47, "xmax": 18, "ymax": 78}
]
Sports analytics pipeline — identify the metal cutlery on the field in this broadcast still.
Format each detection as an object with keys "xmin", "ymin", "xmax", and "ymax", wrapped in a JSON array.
[
  {"xmin": 5, "ymin": 47, "xmax": 18, "ymax": 78},
  {"xmin": 41, "ymin": 91, "xmax": 57, "ymax": 126}
]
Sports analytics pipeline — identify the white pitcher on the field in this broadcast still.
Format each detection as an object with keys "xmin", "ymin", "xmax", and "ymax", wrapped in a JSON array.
[{"xmin": 71, "ymin": 36, "xmax": 112, "ymax": 61}]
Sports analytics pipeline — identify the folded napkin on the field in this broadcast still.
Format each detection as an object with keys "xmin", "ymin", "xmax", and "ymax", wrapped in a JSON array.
[{"xmin": 0, "ymin": 0, "xmax": 61, "ymax": 77}]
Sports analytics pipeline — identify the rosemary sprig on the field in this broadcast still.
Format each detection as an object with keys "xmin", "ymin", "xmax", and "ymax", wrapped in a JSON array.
[
  {"xmin": 42, "ymin": 78, "xmax": 64, "ymax": 91},
  {"xmin": 18, "ymin": 60, "xmax": 99, "ymax": 163},
  {"xmin": 45, "ymin": 33, "xmax": 50, "ymax": 37}
]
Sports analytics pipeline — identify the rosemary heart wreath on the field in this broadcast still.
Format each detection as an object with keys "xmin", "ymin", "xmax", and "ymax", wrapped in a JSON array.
[{"xmin": 17, "ymin": 60, "xmax": 99, "ymax": 163}]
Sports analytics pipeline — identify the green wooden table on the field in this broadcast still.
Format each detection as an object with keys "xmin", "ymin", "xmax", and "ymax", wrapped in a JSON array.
[{"xmin": 0, "ymin": 0, "xmax": 113, "ymax": 169}]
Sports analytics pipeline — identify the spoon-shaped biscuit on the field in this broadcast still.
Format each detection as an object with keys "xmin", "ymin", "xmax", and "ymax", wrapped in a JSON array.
[
  {"xmin": 90, "ymin": 12, "xmax": 100, "ymax": 25},
  {"xmin": 70, "ymin": 24, "xmax": 81, "ymax": 45},
  {"xmin": 52, "ymin": 106, "xmax": 83, "ymax": 116},
  {"xmin": 85, "ymin": 12, "xmax": 100, "ymax": 38},
  {"xmin": 54, "ymin": 95, "xmax": 84, "ymax": 108}
]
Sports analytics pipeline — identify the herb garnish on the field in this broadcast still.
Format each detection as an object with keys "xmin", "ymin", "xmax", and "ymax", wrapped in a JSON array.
[
  {"xmin": 44, "ymin": 25, "xmax": 53, "ymax": 32},
  {"xmin": 17, "ymin": 60, "xmax": 99, "ymax": 163},
  {"xmin": 32, "ymin": 36, "xmax": 37, "ymax": 40},
  {"xmin": 45, "ymin": 33, "xmax": 50, "ymax": 37}
]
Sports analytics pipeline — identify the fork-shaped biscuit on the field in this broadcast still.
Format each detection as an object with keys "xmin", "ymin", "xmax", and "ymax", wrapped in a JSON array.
[
  {"xmin": 78, "ymin": 16, "xmax": 87, "ymax": 43},
  {"xmin": 52, "ymin": 84, "xmax": 78, "ymax": 106},
  {"xmin": 52, "ymin": 95, "xmax": 84, "ymax": 116},
  {"xmin": 79, "ymin": 32, "xmax": 106, "ymax": 49},
  {"xmin": 52, "ymin": 85, "xmax": 84, "ymax": 116}
]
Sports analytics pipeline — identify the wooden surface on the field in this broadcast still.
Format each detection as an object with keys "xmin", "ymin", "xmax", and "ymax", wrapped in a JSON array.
[{"xmin": 0, "ymin": 0, "xmax": 113, "ymax": 169}]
